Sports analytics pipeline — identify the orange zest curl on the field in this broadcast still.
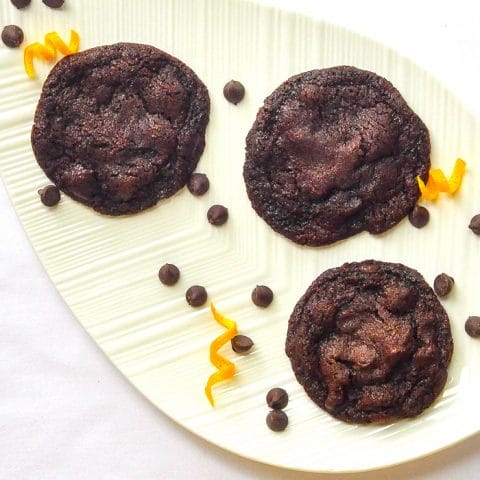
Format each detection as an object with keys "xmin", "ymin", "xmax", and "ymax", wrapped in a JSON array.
[
  {"xmin": 205, "ymin": 303, "xmax": 238, "ymax": 407},
  {"xmin": 24, "ymin": 30, "xmax": 80, "ymax": 78},
  {"xmin": 417, "ymin": 158, "xmax": 466, "ymax": 201}
]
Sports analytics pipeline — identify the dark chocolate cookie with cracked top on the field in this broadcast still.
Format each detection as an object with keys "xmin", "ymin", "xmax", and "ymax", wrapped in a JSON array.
[
  {"xmin": 286, "ymin": 260, "xmax": 452, "ymax": 424},
  {"xmin": 244, "ymin": 66, "xmax": 430, "ymax": 246},
  {"xmin": 32, "ymin": 43, "xmax": 210, "ymax": 215}
]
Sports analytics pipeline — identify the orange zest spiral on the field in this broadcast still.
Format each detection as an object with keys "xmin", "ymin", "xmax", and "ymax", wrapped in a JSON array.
[
  {"xmin": 24, "ymin": 30, "xmax": 80, "ymax": 78},
  {"xmin": 417, "ymin": 158, "xmax": 466, "ymax": 201},
  {"xmin": 205, "ymin": 303, "xmax": 238, "ymax": 407}
]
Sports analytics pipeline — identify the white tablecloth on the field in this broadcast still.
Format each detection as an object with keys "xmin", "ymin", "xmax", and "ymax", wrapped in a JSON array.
[{"xmin": 1, "ymin": 1, "xmax": 479, "ymax": 478}]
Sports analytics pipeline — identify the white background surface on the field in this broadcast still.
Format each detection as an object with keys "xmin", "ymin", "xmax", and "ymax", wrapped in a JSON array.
[{"xmin": 1, "ymin": 0, "xmax": 480, "ymax": 478}]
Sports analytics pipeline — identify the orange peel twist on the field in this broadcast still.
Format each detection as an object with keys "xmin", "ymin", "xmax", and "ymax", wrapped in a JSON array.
[
  {"xmin": 24, "ymin": 30, "xmax": 80, "ymax": 78},
  {"xmin": 205, "ymin": 303, "xmax": 238, "ymax": 407},
  {"xmin": 417, "ymin": 158, "xmax": 466, "ymax": 201}
]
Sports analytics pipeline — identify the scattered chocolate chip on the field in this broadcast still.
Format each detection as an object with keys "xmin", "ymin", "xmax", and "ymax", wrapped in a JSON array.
[
  {"xmin": 266, "ymin": 388, "xmax": 288, "ymax": 410},
  {"xmin": 42, "ymin": 0, "xmax": 64, "ymax": 8},
  {"xmin": 10, "ymin": 0, "xmax": 31, "ymax": 9},
  {"xmin": 231, "ymin": 335, "xmax": 254, "ymax": 354},
  {"xmin": 158, "ymin": 263, "xmax": 180, "ymax": 286},
  {"xmin": 266, "ymin": 410, "xmax": 288, "ymax": 432},
  {"xmin": 433, "ymin": 273, "xmax": 454, "ymax": 297},
  {"xmin": 188, "ymin": 173, "xmax": 209, "ymax": 196},
  {"xmin": 186, "ymin": 285, "xmax": 207, "ymax": 307},
  {"xmin": 465, "ymin": 316, "xmax": 480, "ymax": 337},
  {"xmin": 469, "ymin": 214, "xmax": 480, "ymax": 235},
  {"xmin": 1, "ymin": 25, "xmax": 24, "ymax": 48},
  {"xmin": 207, "ymin": 205, "xmax": 228, "ymax": 226},
  {"xmin": 251, "ymin": 285, "xmax": 273, "ymax": 307},
  {"xmin": 408, "ymin": 205, "xmax": 429, "ymax": 228},
  {"xmin": 38, "ymin": 185, "xmax": 60, "ymax": 207},
  {"xmin": 223, "ymin": 80, "xmax": 245, "ymax": 105}
]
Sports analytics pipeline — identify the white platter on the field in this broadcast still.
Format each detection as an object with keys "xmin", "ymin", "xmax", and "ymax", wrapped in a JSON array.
[{"xmin": 1, "ymin": 0, "xmax": 480, "ymax": 473}]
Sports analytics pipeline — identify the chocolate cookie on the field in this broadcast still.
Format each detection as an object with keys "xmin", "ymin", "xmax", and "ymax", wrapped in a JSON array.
[
  {"xmin": 32, "ymin": 43, "xmax": 210, "ymax": 215},
  {"xmin": 244, "ymin": 66, "xmax": 430, "ymax": 245},
  {"xmin": 286, "ymin": 260, "xmax": 452, "ymax": 424}
]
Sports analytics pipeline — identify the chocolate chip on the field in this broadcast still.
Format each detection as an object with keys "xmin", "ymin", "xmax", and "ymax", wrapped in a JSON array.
[
  {"xmin": 469, "ymin": 214, "xmax": 480, "ymax": 235},
  {"xmin": 266, "ymin": 388, "xmax": 288, "ymax": 410},
  {"xmin": 188, "ymin": 173, "xmax": 209, "ymax": 196},
  {"xmin": 384, "ymin": 284, "xmax": 417, "ymax": 312},
  {"xmin": 38, "ymin": 185, "xmax": 60, "ymax": 207},
  {"xmin": 465, "ymin": 316, "xmax": 480, "ymax": 337},
  {"xmin": 251, "ymin": 285, "xmax": 273, "ymax": 307},
  {"xmin": 10, "ymin": 0, "xmax": 31, "ymax": 8},
  {"xmin": 158, "ymin": 263, "xmax": 180, "ymax": 286},
  {"xmin": 266, "ymin": 410, "xmax": 288, "ymax": 432},
  {"xmin": 1, "ymin": 25, "xmax": 24, "ymax": 48},
  {"xmin": 186, "ymin": 285, "xmax": 207, "ymax": 307},
  {"xmin": 231, "ymin": 335, "xmax": 254, "ymax": 354},
  {"xmin": 94, "ymin": 85, "xmax": 113, "ymax": 105},
  {"xmin": 223, "ymin": 80, "xmax": 245, "ymax": 105},
  {"xmin": 433, "ymin": 273, "xmax": 454, "ymax": 297},
  {"xmin": 207, "ymin": 205, "xmax": 228, "ymax": 226},
  {"xmin": 408, "ymin": 205, "xmax": 429, "ymax": 228},
  {"xmin": 42, "ymin": 0, "xmax": 64, "ymax": 7}
]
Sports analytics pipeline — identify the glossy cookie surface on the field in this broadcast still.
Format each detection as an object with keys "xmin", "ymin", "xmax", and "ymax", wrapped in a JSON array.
[
  {"xmin": 32, "ymin": 42, "xmax": 210, "ymax": 215},
  {"xmin": 244, "ymin": 66, "xmax": 430, "ymax": 245},
  {"xmin": 286, "ymin": 260, "xmax": 453, "ymax": 423}
]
